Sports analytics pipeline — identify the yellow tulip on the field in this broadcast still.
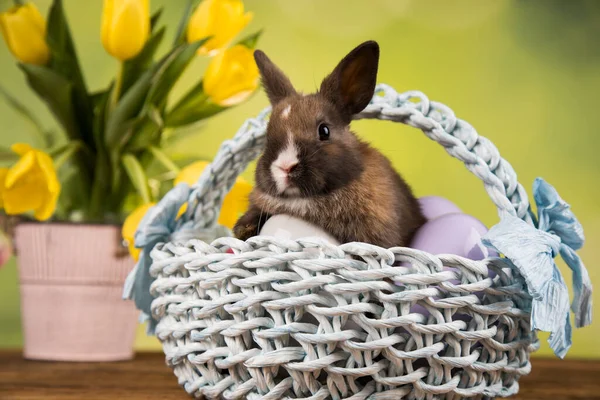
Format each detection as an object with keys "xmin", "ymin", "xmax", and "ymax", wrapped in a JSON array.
[
  {"xmin": 122, "ymin": 202, "xmax": 155, "ymax": 261},
  {"xmin": 187, "ymin": 0, "xmax": 253, "ymax": 56},
  {"xmin": 175, "ymin": 161, "xmax": 252, "ymax": 229},
  {"xmin": 101, "ymin": 0, "xmax": 150, "ymax": 61},
  {"xmin": 203, "ymin": 44, "xmax": 259, "ymax": 106},
  {"xmin": 0, "ymin": 143, "xmax": 60, "ymax": 221},
  {"xmin": 0, "ymin": 2, "xmax": 50, "ymax": 65}
]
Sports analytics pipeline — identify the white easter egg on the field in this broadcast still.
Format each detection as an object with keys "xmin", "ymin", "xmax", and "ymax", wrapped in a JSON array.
[{"xmin": 259, "ymin": 214, "xmax": 340, "ymax": 245}]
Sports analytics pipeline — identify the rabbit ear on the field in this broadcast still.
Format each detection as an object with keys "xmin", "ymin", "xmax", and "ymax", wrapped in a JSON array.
[
  {"xmin": 320, "ymin": 41, "xmax": 379, "ymax": 121},
  {"xmin": 254, "ymin": 50, "xmax": 297, "ymax": 105}
]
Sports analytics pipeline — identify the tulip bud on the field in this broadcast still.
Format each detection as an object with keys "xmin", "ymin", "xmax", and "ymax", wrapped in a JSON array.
[
  {"xmin": 0, "ymin": 2, "xmax": 50, "ymax": 65},
  {"xmin": 122, "ymin": 202, "xmax": 155, "ymax": 261},
  {"xmin": 101, "ymin": 0, "xmax": 150, "ymax": 61},
  {"xmin": 202, "ymin": 44, "xmax": 259, "ymax": 106},
  {"xmin": 187, "ymin": 0, "xmax": 253, "ymax": 56}
]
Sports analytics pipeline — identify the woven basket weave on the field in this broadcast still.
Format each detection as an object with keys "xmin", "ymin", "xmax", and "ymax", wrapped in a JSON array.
[{"xmin": 133, "ymin": 84, "xmax": 591, "ymax": 400}]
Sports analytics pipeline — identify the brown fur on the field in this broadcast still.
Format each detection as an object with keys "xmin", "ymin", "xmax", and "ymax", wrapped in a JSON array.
[{"xmin": 233, "ymin": 41, "xmax": 426, "ymax": 248}]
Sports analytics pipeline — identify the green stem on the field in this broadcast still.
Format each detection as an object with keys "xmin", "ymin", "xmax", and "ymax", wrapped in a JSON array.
[
  {"xmin": 122, "ymin": 153, "xmax": 152, "ymax": 204},
  {"xmin": 92, "ymin": 63, "xmax": 125, "ymax": 220},
  {"xmin": 109, "ymin": 62, "xmax": 124, "ymax": 112},
  {"xmin": 149, "ymin": 146, "xmax": 180, "ymax": 173},
  {"xmin": 53, "ymin": 142, "xmax": 82, "ymax": 169},
  {"xmin": 13, "ymin": 0, "xmax": 24, "ymax": 6},
  {"xmin": 87, "ymin": 158, "xmax": 110, "ymax": 222}
]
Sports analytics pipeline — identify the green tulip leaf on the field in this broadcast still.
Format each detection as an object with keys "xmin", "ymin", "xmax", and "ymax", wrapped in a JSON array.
[
  {"xmin": 109, "ymin": 150, "xmax": 127, "ymax": 193},
  {"xmin": 173, "ymin": 0, "xmax": 202, "ymax": 47},
  {"xmin": 236, "ymin": 30, "xmax": 263, "ymax": 49},
  {"xmin": 107, "ymin": 113, "xmax": 139, "ymax": 193},
  {"xmin": 18, "ymin": 64, "xmax": 79, "ymax": 141},
  {"xmin": 144, "ymin": 38, "xmax": 208, "ymax": 111},
  {"xmin": 91, "ymin": 82, "xmax": 113, "ymax": 142},
  {"xmin": 122, "ymin": 107, "xmax": 164, "ymax": 152},
  {"xmin": 150, "ymin": 7, "xmax": 163, "ymax": 31},
  {"xmin": 122, "ymin": 153, "xmax": 152, "ymax": 204},
  {"xmin": 88, "ymin": 83, "xmax": 113, "ymax": 217},
  {"xmin": 104, "ymin": 69, "xmax": 154, "ymax": 149},
  {"xmin": 89, "ymin": 83, "xmax": 115, "ymax": 217},
  {"xmin": 51, "ymin": 140, "xmax": 88, "ymax": 169},
  {"xmin": 148, "ymin": 145, "xmax": 180, "ymax": 173},
  {"xmin": 105, "ymin": 39, "xmax": 207, "ymax": 153},
  {"xmin": 55, "ymin": 165, "xmax": 89, "ymax": 220},
  {"xmin": 46, "ymin": 0, "xmax": 94, "ymax": 147},
  {"xmin": 90, "ymin": 86, "xmax": 112, "ymax": 110},
  {"xmin": 165, "ymin": 80, "xmax": 225, "ymax": 127},
  {"xmin": 166, "ymin": 151, "xmax": 210, "ymax": 166},
  {"xmin": 0, "ymin": 85, "xmax": 50, "ymax": 148},
  {"xmin": 160, "ymin": 127, "xmax": 205, "ymax": 149},
  {"xmin": 121, "ymin": 27, "xmax": 166, "ymax": 98},
  {"xmin": 105, "ymin": 40, "xmax": 200, "ymax": 151},
  {"xmin": 88, "ymin": 149, "xmax": 114, "ymax": 219},
  {"xmin": 46, "ymin": 0, "xmax": 78, "ymax": 74},
  {"xmin": 167, "ymin": 101, "xmax": 225, "ymax": 128}
]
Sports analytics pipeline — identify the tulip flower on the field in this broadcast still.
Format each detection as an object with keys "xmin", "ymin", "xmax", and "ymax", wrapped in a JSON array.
[
  {"xmin": 202, "ymin": 44, "xmax": 259, "ymax": 106},
  {"xmin": 187, "ymin": 0, "xmax": 253, "ymax": 56},
  {"xmin": 0, "ymin": 144, "xmax": 60, "ymax": 221},
  {"xmin": 122, "ymin": 202, "xmax": 155, "ymax": 261},
  {"xmin": 175, "ymin": 161, "xmax": 252, "ymax": 229},
  {"xmin": 0, "ymin": 2, "xmax": 50, "ymax": 65},
  {"xmin": 101, "ymin": 0, "xmax": 150, "ymax": 61}
]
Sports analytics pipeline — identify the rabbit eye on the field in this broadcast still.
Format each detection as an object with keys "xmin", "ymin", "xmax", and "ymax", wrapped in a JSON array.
[{"xmin": 318, "ymin": 123, "xmax": 330, "ymax": 141}]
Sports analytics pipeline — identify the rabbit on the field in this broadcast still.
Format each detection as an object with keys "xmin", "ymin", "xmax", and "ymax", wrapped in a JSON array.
[{"xmin": 233, "ymin": 40, "xmax": 426, "ymax": 249}]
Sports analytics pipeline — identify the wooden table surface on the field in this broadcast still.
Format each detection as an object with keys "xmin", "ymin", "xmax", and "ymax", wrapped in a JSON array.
[{"xmin": 1, "ymin": 351, "xmax": 599, "ymax": 399}]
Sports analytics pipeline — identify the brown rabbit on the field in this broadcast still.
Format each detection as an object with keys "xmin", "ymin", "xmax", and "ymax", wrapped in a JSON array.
[{"xmin": 233, "ymin": 41, "xmax": 425, "ymax": 248}]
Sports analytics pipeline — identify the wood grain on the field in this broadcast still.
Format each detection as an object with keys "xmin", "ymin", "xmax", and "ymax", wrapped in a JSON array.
[{"xmin": 0, "ymin": 351, "xmax": 599, "ymax": 399}]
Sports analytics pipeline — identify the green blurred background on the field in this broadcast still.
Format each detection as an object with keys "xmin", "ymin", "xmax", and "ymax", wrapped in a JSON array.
[{"xmin": 0, "ymin": 0, "xmax": 599, "ymax": 358}]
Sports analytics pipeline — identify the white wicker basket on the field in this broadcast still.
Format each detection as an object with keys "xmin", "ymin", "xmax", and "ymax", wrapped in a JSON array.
[{"xmin": 124, "ymin": 84, "xmax": 591, "ymax": 400}]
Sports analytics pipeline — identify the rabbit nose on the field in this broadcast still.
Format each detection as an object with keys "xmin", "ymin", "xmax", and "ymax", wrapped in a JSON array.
[{"xmin": 279, "ymin": 163, "xmax": 297, "ymax": 174}]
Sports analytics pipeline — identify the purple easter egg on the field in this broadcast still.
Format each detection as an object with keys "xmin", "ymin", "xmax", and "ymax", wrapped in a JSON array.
[
  {"xmin": 418, "ymin": 196, "xmax": 462, "ymax": 221},
  {"xmin": 409, "ymin": 213, "xmax": 493, "ymax": 260},
  {"xmin": 402, "ymin": 212, "xmax": 497, "ymax": 317}
]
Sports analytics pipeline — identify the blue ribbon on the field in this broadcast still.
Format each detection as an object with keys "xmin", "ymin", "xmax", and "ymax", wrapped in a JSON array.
[
  {"xmin": 482, "ymin": 177, "xmax": 592, "ymax": 358},
  {"xmin": 122, "ymin": 183, "xmax": 191, "ymax": 333},
  {"xmin": 123, "ymin": 182, "xmax": 232, "ymax": 334}
]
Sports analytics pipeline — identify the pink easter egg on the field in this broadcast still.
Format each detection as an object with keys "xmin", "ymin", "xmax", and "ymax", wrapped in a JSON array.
[{"xmin": 418, "ymin": 196, "xmax": 462, "ymax": 221}]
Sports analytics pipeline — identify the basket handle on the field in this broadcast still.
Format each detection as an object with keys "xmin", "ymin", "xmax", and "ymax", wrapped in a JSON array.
[
  {"xmin": 180, "ymin": 84, "xmax": 533, "ymax": 231},
  {"xmin": 128, "ymin": 83, "xmax": 536, "ymax": 334}
]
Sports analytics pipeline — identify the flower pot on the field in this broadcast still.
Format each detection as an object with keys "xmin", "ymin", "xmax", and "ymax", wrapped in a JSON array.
[{"xmin": 14, "ymin": 222, "xmax": 139, "ymax": 362}]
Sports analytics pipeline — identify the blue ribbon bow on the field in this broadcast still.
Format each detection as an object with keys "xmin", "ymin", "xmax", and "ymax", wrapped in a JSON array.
[
  {"xmin": 122, "ymin": 183, "xmax": 230, "ymax": 334},
  {"xmin": 482, "ymin": 178, "xmax": 592, "ymax": 358}
]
